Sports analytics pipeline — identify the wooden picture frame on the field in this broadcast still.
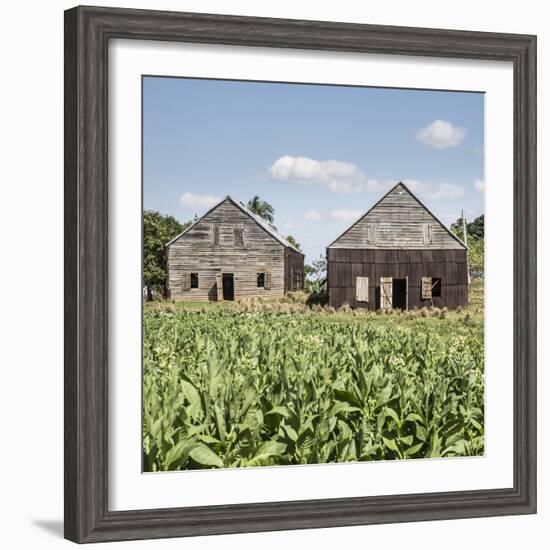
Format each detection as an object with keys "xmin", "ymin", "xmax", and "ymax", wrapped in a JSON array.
[{"xmin": 64, "ymin": 5, "xmax": 537, "ymax": 543}]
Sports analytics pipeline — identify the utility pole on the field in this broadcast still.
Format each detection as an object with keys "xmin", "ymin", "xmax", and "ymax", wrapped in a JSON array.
[{"xmin": 462, "ymin": 210, "xmax": 471, "ymax": 286}]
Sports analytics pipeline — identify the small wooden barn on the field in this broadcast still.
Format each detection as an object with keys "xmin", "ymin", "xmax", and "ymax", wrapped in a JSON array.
[
  {"xmin": 327, "ymin": 182, "xmax": 468, "ymax": 310},
  {"xmin": 166, "ymin": 196, "xmax": 304, "ymax": 301}
]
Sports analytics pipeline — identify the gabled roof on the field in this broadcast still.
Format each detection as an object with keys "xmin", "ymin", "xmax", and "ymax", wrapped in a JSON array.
[
  {"xmin": 165, "ymin": 196, "xmax": 303, "ymax": 254},
  {"xmin": 327, "ymin": 182, "xmax": 467, "ymax": 249}
]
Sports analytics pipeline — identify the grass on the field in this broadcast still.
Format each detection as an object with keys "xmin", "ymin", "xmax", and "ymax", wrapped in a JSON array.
[{"xmin": 144, "ymin": 279, "xmax": 484, "ymax": 341}]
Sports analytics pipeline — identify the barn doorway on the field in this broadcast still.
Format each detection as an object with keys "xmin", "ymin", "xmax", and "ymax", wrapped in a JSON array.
[
  {"xmin": 380, "ymin": 276, "xmax": 408, "ymax": 311},
  {"xmin": 392, "ymin": 278, "xmax": 408, "ymax": 310},
  {"xmin": 222, "ymin": 273, "xmax": 234, "ymax": 301}
]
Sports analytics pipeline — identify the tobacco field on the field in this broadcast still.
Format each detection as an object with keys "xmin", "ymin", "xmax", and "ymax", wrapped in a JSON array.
[{"xmin": 143, "ymin": 309, "xmax": 484, "ymax": 471}]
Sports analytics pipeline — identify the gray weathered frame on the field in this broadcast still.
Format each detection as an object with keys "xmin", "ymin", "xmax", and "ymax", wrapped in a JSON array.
[{"xmin": 64, "ymin": 5, "xmax": 537, "ymax": 543}]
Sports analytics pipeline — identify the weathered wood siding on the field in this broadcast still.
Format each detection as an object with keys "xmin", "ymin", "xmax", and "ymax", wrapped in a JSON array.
[
  {"xmin": 329, "ymin": 183, "xmax": 464, "ymax": 250},
  {"xmin": 327, "ymin": 249, "xmax": 469, "ymax": 310},
  {"xmin": 168, "ymin": 199, "xmax": 287, "ymax": 301},
  {"xmin": 284, "ymin": 248, "xmax": 305, "ymax": 292}
]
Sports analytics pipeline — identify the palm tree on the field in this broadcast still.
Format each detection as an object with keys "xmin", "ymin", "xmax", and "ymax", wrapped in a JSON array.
[
  {"xmin": 285, "ymin": 235, "xmax": 301, "ymax": 250},
  {"xmin": 247, "ymin": 195, "xmax": 275, "ymax": 224}
]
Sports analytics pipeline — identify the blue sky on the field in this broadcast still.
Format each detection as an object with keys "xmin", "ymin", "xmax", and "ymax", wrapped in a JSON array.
[{"xmin": 143, "ymin": 76, "xmax": 484, "ymax": 263}]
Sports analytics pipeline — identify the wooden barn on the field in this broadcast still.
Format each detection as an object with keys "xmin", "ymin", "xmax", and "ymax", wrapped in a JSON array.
[
  {"xmin": 166, "ymin": 196, "xmax": 304, "ymax": 301},
  {"xmin": 327, "ymin": 182, "xmax": 468, "ymax": 310}
]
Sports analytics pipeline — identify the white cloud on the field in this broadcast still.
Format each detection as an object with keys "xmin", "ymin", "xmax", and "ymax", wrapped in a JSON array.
[
  {"xmin": 268, "ymin": 155, "xmax": 464, "ymax": 204},
  {"xmin": 269, "ymin": 155, "xmax": 373, "ymax": 193},
  {"xmin": 426, "ymin": 183, "xmax": 465, "ymax": 200},
  {"xmin": 330, "ymin": 209, "xmax": 362, "ymax": 221},
  {"xmin": 304, "ymin": 209, "xmax": 322, "ymax": 221},
  {"xmin": 474, "ymin": 179, "xmax": 485, "ymax": 192},
  {"xmin": 180, "ymin": 192, "xmax": 221, "ymax": 210},
  {"xmin": 416, "ymin": 119, "xmax": 466, "ymax": 149},
  {"xmin": 387, "ymin": 179, "xmax": 464, "ymax": 201}
]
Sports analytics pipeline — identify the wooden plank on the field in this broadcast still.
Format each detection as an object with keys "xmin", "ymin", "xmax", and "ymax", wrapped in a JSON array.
[
  {"xmin": 362, "ymin": 249, "xmax": 375, "ymax": 263},
  {"xmin": 356, "ymin": 276, "xmax": 369, "ymax": 302},
  {"xmin": 329, "ymin": 184, "xmax": 465, "ymax": 250},
  {"xmin": 422, "ymin": 277, "xmax": 432, "ymax": 299},
  {"xmin": 234, "ymin": 227, "xmax": 244, "ymax": 246},
  {"xmin": 349, "ymin": 249, "xmax": 363, "ymax": 263},
  {"xmin": 215, "ymin": 272, "xmax": 223, "ymax": 301},
  {"xmin": 329, "ymin": 287, "xmax": 343, "ymax": 308},
  {"xmin": 380, "ymin": 277, "xmax": 392, "ymax": 310},
  {"xmin": 182, "ymin": 271, "xmax": 191, "ymax": 291},
  {"xmin": 344, "ymin": 287, "xmax": 355, "ymax": 306},
  {"xmin": 351, "ymin": 263, "xmax": 363, "ymax": 280}
]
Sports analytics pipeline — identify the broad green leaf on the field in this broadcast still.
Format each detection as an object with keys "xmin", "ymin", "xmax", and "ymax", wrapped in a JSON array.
[
  {"xmin": 265, "ymin": 406, "xmax": 290, "ymax": 418},
  {"xmin": 164, "ymin": 439, "xmax": 195, "ymax": 469},
  {"xmin": 283, "ymin": 424, "xmax": 298, "ymax": 442},
  {"xmin": 404, "ymin": 442, "xmax": 425, "ymax": 457},
  {"xmin": 382, "ymin": 436, "xmax": 399, "ymax": 452},
  {"xmin": 384, "ymin": 407, "xmax": 401, "ymax": 426},
  {"xmin": 189, "ymin": 443, "xmax": 224, "ymax": 468},
  {"xmin": 181, "ymin": 380, "xmax": 203, "ymax": 421},
  {"xmin": 404, "ymin": 413, "xmax": 424, "ymax": 424},
  {"xmin": 333, "ymin": 389, "xmax": 362, "ymax": 408}
]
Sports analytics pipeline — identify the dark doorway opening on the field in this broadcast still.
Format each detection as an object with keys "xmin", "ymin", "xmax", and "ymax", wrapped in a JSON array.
[
  {"xmin": 432, "ymin": 277, "xmax": 442, "ymax": 297},
  {"xmin": 392, "ymin": 278, "xmax": 407, "ymax": 310},
  {"xmin": 222, "ymin": 273, "xmax": 234, "ymax": 301}
]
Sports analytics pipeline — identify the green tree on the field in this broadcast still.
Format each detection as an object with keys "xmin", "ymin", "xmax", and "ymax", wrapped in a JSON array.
[
  {"xmin": 247, "ymin": 195, "xmax": 275, "ymax": 223},
  {"xmin": 304, "ymin": 254, "xmax": 327, "ymax": 294},
  {"xmin": 467, "ymin": 238, "xmax": 484, "ymax": 276},
  {"xmin": 451, "ymin": 214, "xmax": 484, "ymax": 278},
  {"xmin": 143, "ymin": 210, "xmax": 189, "ymax": 300},
  {"xmin": 451, "ymin": 214, "xmax": 484, "ymax": 240},
  {"xmin": 285, "ymin": 235, "xmax": 301, "ymax": 250}
]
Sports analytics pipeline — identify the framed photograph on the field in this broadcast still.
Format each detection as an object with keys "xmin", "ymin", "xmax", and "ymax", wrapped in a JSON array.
[{"xmin": 64, "ymin": 6, "xmax": 536, "ymax": 543}]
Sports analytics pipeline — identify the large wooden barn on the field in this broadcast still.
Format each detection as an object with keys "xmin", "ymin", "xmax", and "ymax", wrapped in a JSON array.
[
  {"xmin": 327, "ymin": 182, "xmax": 468, "ymax": 310},
  {"xmin": 166, "ymin": 196, "xmax": 304, "ymax": 301}
]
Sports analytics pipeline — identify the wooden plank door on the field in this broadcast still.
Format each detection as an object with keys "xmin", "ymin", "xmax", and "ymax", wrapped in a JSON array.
[
  {"xmin": 380, "ymin": 277, "xmax": 392, "ymax": 310},
  {"xmin": 215, "ymin": 272, "xmax": 223, "ymax": 301},
  {"xmin": 421, "ymin": 277, "xmax": 432, "ymax": 300},
  {"xmin": 181, "ymin": 271, "xmax": 191, "ymax": 292},
  {"xmin": 355, "ymin": 276, "xmax": 369, "ymax": 302}
]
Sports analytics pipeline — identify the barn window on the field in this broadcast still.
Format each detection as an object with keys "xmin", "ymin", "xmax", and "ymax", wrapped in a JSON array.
[
  {"xmin": 423, "ymin": 223, "xmax": 433, "ymax": 244},
  {"xmin": 421, "ymin": 277, "xmax": 441, "ymax": 299},
  {"xmin": 366, "ymin": 223, "xmax": 377, "ymax": 244},
  {"xmin": 213, "ymin": 226, "xmax": 220, "ymax": 245},
  {"xmin": 257, "ymin": 273, "xmax": 265, "ymax": 288},
  {"xmin": 190, "ymin": 273, "xmax": 199, "ymax": 289},
  {"xmin": 234, "ymin": 227, "xmax": 244, "ymax": 246}
]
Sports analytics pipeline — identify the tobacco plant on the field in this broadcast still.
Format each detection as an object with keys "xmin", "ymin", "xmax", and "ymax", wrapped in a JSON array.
[{"xmin": 143, "ymin": 310, "xmax": 484, "ymax": 471}]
